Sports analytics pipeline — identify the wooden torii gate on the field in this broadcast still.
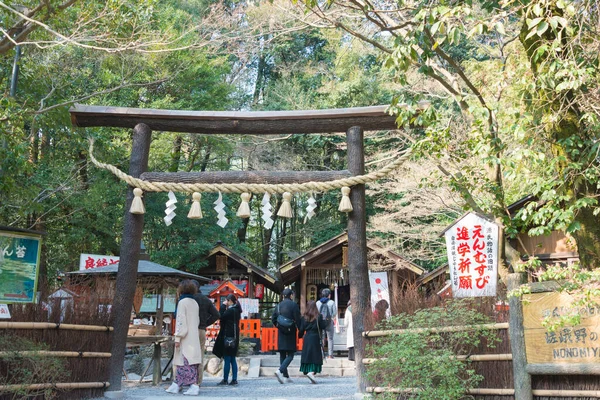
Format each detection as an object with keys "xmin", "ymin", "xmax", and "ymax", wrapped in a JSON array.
[{"xmin": 69, "ymin": 104, "xmax": 403, "ymax": 395}]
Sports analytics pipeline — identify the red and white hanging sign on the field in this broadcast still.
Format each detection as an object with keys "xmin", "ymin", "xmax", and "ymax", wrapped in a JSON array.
[
  {"xmin": 444, "ymin": 213, "xmax": 499, "ymax": 298},
  {"xmin": 79, "ymin": 253, "xmax": 120, "ymax": 271}
]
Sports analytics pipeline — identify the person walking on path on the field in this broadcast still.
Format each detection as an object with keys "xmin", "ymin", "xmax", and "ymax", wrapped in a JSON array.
[
  {"xmin": 212, "ymin": 294, "xmax": 242, "ymax": 386},
  {"xmin": 272, "ymin": 288, "xmax": 301, "ymax": 384},
  {"xmin": 192, "ymin": 280, "xmax": 220, "ymax": 386},
  {"xmin": 166, "ymin": 280, "xmax": 203, "ymax": 396},
  {"xmin": 298, "ymin": 300, "xmax": 328, "ymax": 384},
  {"xmin": 316, "ymin": 288, "xmax": 337, "ymax": 359},
  {"xmin": 344, "ymin": 300, "xmax": 354, "ymax": 361}
]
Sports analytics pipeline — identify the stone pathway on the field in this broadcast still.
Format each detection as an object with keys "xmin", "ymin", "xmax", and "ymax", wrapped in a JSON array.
[{"xmin": 102, "ymin": 376, "xmax": 361, "ymax": 400}]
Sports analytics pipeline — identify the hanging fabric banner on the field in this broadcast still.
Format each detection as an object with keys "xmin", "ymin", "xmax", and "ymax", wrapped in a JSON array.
[
  {"xmin": 368, "ymin": 271, "xmax": 390, "ymax": 317},
  {"xmin": 444, "ymin": 212, "xmax": 499, "ymax": 298}
]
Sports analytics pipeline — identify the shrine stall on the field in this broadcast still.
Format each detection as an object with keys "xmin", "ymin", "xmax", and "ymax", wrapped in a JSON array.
[
  {"xmin": 194, "ymin": 242, "xmax": 278, "ymax": 309},
  {"xmin": 65, "ymin": 248, "xmax": 210, "ymax": 335},
  {"xmin": 278, "ymin": 232, "xmax": 424, "ymax": 350}
]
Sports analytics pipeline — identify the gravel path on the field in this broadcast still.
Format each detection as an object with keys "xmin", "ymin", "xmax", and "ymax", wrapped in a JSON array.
[{"xmin": 98, "ymin": 376, "xmax": 361, "ymax": 400}]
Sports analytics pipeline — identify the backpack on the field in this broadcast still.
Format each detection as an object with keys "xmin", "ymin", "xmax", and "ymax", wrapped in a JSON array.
[{"xmin": 319, "ymin": 301, "xmax": 333, "ymax": 328}]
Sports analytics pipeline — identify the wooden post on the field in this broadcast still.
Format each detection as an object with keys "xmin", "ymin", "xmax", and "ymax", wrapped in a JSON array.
[
  {"xmin": 152, "ymin": 341, "xmax": 162, "ymax": 385},
  {"xmin": 300, "ymin": 265, "xmax": 307, "ymax": 314},
  {"xmin": 507, "ymin": 273, "xmax": 532, "ymax": 400},
  {"xmin": 107, "ymin": 123, "xmax": 152, "ymax": 391},
  {"xmin": 346, "ymin": 125, "xmax": 371, "ymax": 394}
]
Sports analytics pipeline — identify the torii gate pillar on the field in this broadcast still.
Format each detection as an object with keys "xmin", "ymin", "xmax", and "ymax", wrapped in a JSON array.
[
  {"xmin": 346, "ymin": 125, "xmax": 371, "ymax": 393},
  {"xmin": 108, "ymin": 123, "xmax": 152, "ymax": 391}
]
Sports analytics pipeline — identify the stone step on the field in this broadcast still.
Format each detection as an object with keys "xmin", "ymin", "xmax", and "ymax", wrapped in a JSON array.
[
  {"xmin": 260, "ymin": 357, "xmax": 354, "ymax": 369},
  {"xmin": 259, "ymin": 366, "xmax": 354, "ymax": 378}
]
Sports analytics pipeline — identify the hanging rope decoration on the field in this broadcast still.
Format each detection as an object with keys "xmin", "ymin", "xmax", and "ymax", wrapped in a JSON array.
[
  {"xmin": 164, "ymin": 191, "xmax": 177, "ymax": 226},
  {"xmin": 236, "ymin": 193, "xmax": 252, "ymax": 219},
  {"xmin": 89, "ymin": 138, "xmax": 412, "ymax": 223},
  {"xmin": 187, "ymin": 192, "xmax": 203, "ymax": 219},
  {"xmin": 338, "ymin": 186, "xmax": 353, "ymax": 213},
  {"xmin": 277, "ymin": 192, "xmax": 293, "ymax": 218}
]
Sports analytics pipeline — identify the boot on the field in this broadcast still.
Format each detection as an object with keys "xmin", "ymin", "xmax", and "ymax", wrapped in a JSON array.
[
  {"xmin": 217, "ymin": 379, "xmax": 228, "ymax": 386},
  {"xmin": 229, "ymin": 380, "xmax": 238, "ymax": 385},
  {"xmin": 183, "ymin": 384, "xmax": 200, "ymax": 395}
]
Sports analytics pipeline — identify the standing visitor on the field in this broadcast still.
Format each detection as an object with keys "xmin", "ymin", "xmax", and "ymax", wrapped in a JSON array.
[
  {"xmin": 373, "ymin": 299, "xmax": 389, "ymax": 326},
  {"xmin": 212, "ymin": 294, "xmax": 242, "ymax": 386},
  {"xmin": 316, "ymin": 288, "xmax": 337, "ymax": 359},
  {"xmin": 298, "ymin": 300, "xmax": 327, "ymax": 384},
  {"xmin": 192, "ymin": 280, "xmax": 220, "ymax": 386},
  {"xmin": 166, "ymin": 280, "xmax": 203, "ymax": 395},
  {"xmin": 272, "ymin": 288, "xmax": 301, "ymax": 384},
  {"xmin": 344, "ymin": 300, "xmax": 354, "ymax": 361}
]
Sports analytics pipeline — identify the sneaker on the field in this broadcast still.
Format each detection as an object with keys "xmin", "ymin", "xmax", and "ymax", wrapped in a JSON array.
[
  {"xmin": 165, "ymin": 382, "xmax": 180, "ymax": 393},
  {"xmin": 274, "ymin": 370, "xmax": 284, "ymax": 384},
  {"xmin": 307, "ymin": 372, "xmax": 317, "ymax": 384},
  {"xmin": 229, "ymin": 380, "xmax": 238, "ymax": 385},
  {"xmin": 328, "ymin": 355, "xmax": 335, "ymax": 359},
  {"xmin": 183, "ymin": 384, "xmax": 200, "ymax": 395},
  {"xmin": 217, "ymin": 379, "xmax": 228, "ymax": 386},
  {"xmin": 285, "ymin": 377, "xmax": 293, "ymax": 384}
]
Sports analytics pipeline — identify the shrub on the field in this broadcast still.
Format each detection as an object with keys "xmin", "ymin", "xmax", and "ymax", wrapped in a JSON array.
[
  {"xmin": 0, "ymin": 334, "xmax": 69, "ymax": 400},
  {"xmin": 365, "ymin": 299, "xmax": 500, "ymax": 400}
]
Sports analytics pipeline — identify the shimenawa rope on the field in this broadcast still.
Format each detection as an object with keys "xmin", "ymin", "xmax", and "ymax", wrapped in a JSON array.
[{"xmin": 88, "ymin": 139, "xmax": 412, "ymax": 194}]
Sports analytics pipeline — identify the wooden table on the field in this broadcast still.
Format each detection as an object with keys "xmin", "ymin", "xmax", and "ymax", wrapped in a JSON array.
[{"xmin": 126, "ymin": 335, "xmax": 173, "ymax": 385}]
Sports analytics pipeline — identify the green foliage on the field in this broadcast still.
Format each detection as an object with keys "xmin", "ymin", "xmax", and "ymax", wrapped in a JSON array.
[
  {"xmin": 365, "ymin": 301, "xmax": 499, "ymax": 400},
  {"xmin": 0, "ymin": 335, "xmax": 69, "ymax": 399}
]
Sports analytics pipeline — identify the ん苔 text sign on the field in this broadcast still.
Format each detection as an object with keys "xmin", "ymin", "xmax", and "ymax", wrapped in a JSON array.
[
  {"xmin": 523, "ymin": 291, "xmax": 600, "ymax": 364},
  {"xmin": 0, "ymin": 230, "xmax": 42, "ymax": 303},
  {"xmin": 444, "ymin": 213, "xmax": 499, "ymax": 297}
]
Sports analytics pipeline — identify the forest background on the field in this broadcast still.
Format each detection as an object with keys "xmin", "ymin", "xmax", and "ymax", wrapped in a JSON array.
[{"xmin": 1, "ymin": 0, "xmax": 599, "ymax": 294}]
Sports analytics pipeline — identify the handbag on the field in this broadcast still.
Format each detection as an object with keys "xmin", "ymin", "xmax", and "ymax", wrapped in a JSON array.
[
  {"xmin": 223, "ymin": 307, "xmax": 238, "ymax": 349},
  {"xmin": 276, "ymin": 304, "xmax": 295, "ymax": 333}
]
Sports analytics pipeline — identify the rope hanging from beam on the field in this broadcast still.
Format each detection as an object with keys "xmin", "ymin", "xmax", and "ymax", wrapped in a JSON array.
[{"xmin": 88, "ymin": 138, "xmax": 412, "ymax": 194}]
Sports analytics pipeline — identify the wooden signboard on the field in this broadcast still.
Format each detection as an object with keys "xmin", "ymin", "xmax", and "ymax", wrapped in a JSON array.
[{"xmin": 523, "ymin": 291, "xmax": 600, "ymax": 364}]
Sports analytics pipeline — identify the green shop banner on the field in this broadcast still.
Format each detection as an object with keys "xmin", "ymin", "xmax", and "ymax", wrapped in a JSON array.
[{"xmin": 0, "ymin": 230, "xmax": 42, "ymax": 303}]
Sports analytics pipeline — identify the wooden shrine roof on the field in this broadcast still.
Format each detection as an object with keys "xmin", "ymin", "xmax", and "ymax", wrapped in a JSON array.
[
  {"xmin": 206, "ymin": 243, "xmax": 277, "ymax": 287},
  {"xmin": 68, "ymin": 104, "xmax": 410, "ymax": 134},
  {"xmin": 278, "ymin": 232, "xmax": 424, "ymax": 284}
]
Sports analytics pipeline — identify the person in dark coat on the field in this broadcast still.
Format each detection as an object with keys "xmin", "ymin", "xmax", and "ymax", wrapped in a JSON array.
[
  {"xmin": 271, "ymin": 288, "xmax": 301, "ymax": 384},
  {"xmin": 192, "ymin": 280, "xmax": 220, "ymax": 386},
  {"xmin": 298, "ymin": 300, "xmax": 328, "ymax": 384},
  {"xmin": 212, "ymin": 294, "xmax": 242, "ymax": 386}
]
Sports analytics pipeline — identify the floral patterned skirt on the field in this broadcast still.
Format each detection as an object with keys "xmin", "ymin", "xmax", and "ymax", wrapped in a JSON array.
[{"xmin": 175, "ymin": 356, "xmax": 199, "ymax": 386}]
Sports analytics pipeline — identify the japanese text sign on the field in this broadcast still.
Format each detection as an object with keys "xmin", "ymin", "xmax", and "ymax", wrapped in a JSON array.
[
  {"xmin": 0, "ymin": 230, "xmax": 42, "ymax": 303},
  {"xmin": 79, "ymin": 253, "xmax": 120, "ymax": 271},
  {"xmin": 444, "ymin": 213, "xmax": 499, "ymax": 297},
  {"xmin": 369, "ymin": 271, "xmax": 390, "ymax": 316},
  {"xmin": 0, "ymin": 304, "xmax": 11, "ymax": 319},
  {"xmin": 523, "ymin": 291, "xmax": 600, "ymax": 364}
]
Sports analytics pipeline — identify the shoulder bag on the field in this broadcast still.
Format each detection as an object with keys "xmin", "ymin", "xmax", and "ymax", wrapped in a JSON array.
[{"xmin": 276, "ymin": 303, "xmax": 295, "ymax": 334}]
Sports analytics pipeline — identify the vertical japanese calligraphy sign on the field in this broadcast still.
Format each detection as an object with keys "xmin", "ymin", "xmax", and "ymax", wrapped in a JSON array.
[
  {"xmin": 0, "ymin": 229, "xmax": 42, "ymax": 304},
  {"xmin": 523, "ymin": 292, "xmax": 600, "ymax": 364},
  {"xmin": 443, "ymin": 212, "xmax": 499, "ymax": 298}
]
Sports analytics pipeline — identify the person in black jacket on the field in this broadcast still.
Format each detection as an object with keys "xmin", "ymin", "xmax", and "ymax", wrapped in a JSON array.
[
  {"xmin": 298, "ymin": 300, "xmax": 328, "ymax": 384},
  {"xmin": 192, "ymin": 280, "xmax": 220, "ymax": 386},
  {"xmin": 271, "ymin": 288, "xmax": 301, "ymax": 384},
  {"xmin": 212, "ymin": 294, "xmax": 242, "ymax": 386}
]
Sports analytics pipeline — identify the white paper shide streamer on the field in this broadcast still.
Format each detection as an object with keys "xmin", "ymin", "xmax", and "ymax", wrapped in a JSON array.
[
  {"xmin": 214, "ymin": 192, "xmax": 228, "ymax": 228},
  {"xmin": 164, "ymin": 191, "xmax": 177, "ymax": 226},
  {"xmin": 261, "ymin": 193, "xmax": 274, "ymax": 229},
  {"xmin": 305, "ymin": 193, "xmax": 317, "ymax": 222}
]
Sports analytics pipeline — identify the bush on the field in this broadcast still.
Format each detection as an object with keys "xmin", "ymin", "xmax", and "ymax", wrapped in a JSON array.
[
  {"xmin": 0, "ymin": 334, "xmax": 69, "ymax": 400},
  {"xmin": 365, "ymin": 300, "xmax": 500, "ymax": 400}
]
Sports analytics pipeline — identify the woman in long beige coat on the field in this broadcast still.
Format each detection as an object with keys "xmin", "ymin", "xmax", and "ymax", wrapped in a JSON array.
[{"xmin": 166, "ymin": 280, "xmax": 202, "ymax": 395}]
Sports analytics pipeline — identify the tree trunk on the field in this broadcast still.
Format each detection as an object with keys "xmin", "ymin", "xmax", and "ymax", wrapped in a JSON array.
[{"xmin": 169, "ymin": 135, "xmax": 183, "ymax": 172}]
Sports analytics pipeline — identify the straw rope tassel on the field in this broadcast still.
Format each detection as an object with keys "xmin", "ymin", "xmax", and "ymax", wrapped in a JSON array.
[
  {"xmin": 277, "ymin": 192, "xmax": 293, "ymax": 218},
  {"xmin": 236, "ymin": 192, "xmax": 251, "ymax": 218},
  {"xmin": 130, "ymin": 188, "xmax": 145, "ymax": 214},
  {"xmin": 187, "ymin": 192, "xmax": 203, "ymax": 219},
  {"xmin": 338, "ymin": 186, "xmax": 353, "ymax": 212}
]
